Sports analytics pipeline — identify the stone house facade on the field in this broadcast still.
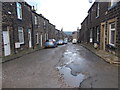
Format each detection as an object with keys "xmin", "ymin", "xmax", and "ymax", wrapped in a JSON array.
[
  {"xmin": 80, "ymin": 1, "xmax": 120, "ymax": 58},
  {"xmin": 48, "ymin": 23, "xmax": 56, "ymax": 39},
  {"xmin": 1, "ymin": 1, "xmax": 65, "ymax": 61},
  {"xmin": 0, "ymin": 1, "xmax": 2, "ymax": 57},
  {"xmin": 2, "ymin": 2, "xmax": 33, "ymax": 57}
]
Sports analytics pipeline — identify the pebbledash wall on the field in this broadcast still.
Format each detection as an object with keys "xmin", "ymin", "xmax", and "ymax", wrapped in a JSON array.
[{"xmin": 80, "ymin": 1, "xmax": 120, "ymax": 58}]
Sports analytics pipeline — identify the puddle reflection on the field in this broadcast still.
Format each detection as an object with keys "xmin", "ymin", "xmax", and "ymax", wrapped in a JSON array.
[{"xmin": 56, "ymin": 66, "xmax": 86, "ymax": 87}]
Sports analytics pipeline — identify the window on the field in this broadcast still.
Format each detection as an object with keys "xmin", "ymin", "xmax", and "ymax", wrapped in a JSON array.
[
  {"xmin": 44, "ymin": 21, "xmax": 46, "ymax": 26},
  {"xmin": 96, "ymin": 3, "xmax": 99, "ymax": 18},
  {"xmin": 16, "ymin": 2, "xmax": 22, "ymax": 19},
  {"xmin": 35, "ymin": 16, "xmax": 37, "ymax": 25},
  {"xmin": 96, "ymin": 27, "xmax": 99, "ymax": 42},
  {"xmin": 18, "ymin": 27, "xmax": 24, "ymax": 44},
  {"xmin": 109, "ymin": 0, "xmax": 117, "ymax": 8},
  {"xmin": 109, "ymin": 22, "xmax": 116, "ymax": 46},
  {"xmin": 36, "ymin": 33, "xmax": 39, "ymax": 44}
]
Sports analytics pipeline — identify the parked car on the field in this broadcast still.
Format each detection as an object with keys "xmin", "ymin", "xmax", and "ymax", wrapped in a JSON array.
[
  {"xmin": 57, "ymin": 40, "xmax": 64, "ymax": 45},
  {"xmin": 45, "ymin": 39, "xmax": 57, "ymax": 48},
  {"xmin": 72, "ymin": 39, "xmax": 77, "ymax": 44},
  {"xmin": 63, "ymin": 39, "xmax": 68, "ymax": 44}
]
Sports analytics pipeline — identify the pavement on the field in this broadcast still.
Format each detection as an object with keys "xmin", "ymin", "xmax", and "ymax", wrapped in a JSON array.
[
  {"xmin": 2, "ymin": 43, "xmax": 118, "ymax": 88},
  {"xmin": 80, "ymin": 43, "xmax": 120, "ymax": 66}
]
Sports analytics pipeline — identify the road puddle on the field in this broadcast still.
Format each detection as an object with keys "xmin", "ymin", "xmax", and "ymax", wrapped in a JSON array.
[
  {"xmin": 56, "ymin": 66, "xmax": 86, "ymax": 87},
  {"xmin": 56, "ymin": 46, "xmax": 88, "ymax": 87}
]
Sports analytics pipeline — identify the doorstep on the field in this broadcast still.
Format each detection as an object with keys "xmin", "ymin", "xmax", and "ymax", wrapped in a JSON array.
[{"xmin": 80, "ymin": 43, "xmax": 120, "ymax": 66}]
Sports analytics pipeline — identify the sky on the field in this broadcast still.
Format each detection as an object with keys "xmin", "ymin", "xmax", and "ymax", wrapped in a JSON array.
[{"xmin": 25, "ymin": 0, "xmax": 95, "ymax": 31}]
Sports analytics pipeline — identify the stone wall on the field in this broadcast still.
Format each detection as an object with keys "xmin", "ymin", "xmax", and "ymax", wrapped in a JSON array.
[{"xmin": 0, "ymin": 2, "xmax": 2, "ymax": 57}]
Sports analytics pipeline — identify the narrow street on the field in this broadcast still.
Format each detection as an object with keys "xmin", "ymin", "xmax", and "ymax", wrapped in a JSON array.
[{"xmin": 2, "ymin": 43, "xmax": 118, "ymax": 88}]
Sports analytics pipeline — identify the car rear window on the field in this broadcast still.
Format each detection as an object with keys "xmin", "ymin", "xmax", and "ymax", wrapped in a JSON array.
[
  {"xmin": 46, "ymin": 40, "xmax": 49, "ymax": 42},
  {"xmin": 46, "ymin": 39, "xmax": 52, "ymax": 42}
]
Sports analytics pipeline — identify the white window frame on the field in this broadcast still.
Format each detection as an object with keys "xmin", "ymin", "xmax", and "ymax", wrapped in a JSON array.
[
  {"xmin": 36, "ymin": 33, "xmax": 39, "ymax": 44},
  {"xmin": 35, "ymin": 16, "xmax": 38, "ymax": 25},
  {"xmin": 109, "ymin": 22, "xmax": 116, "ymax": 46},
  {"xmin": 16, "ymin": 2, "xmax": 22, "ymax": 19},
  {"xmin": 18, "ymin": 27, "xmax": 24, "ymax": 44},
  {"xmin": 96, "ymin": 3, "xmax": 99, "ymax": 18}
]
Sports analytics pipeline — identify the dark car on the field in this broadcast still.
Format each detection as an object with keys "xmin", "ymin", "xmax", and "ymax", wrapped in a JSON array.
[
  {"xmin": 57, "ymin": 40, "xmax": 64, "ymax": 45},
  {"xmin": 45, "ymin": 39, "xmax": 57, "ymax": 48}
]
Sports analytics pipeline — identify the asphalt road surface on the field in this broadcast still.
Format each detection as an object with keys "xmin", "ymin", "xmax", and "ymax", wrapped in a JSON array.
[{"xmin": 2, "ymin": 43, "xmax": 118, "ymax": 88}]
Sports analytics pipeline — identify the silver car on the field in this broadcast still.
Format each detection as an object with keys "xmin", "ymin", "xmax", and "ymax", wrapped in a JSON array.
[{"xmin": 45, "ymin": 39, "xmax": 57, "ymax": 48}]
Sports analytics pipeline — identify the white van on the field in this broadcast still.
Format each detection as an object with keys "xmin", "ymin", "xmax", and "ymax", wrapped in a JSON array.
[{"xmin": 72, "ymin": 39, "xmax": 77, "ymax": 44}]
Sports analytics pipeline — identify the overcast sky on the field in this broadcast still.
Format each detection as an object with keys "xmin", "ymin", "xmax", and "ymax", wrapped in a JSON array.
[{"xmin": 26, "ymin": 0, "xmax": 95, "ymax": 31}]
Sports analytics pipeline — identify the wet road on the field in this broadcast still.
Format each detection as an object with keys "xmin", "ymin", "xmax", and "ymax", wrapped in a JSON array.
[{"xmin": 2, "ymin": 43, "xmax": 118, "ymax": 88}]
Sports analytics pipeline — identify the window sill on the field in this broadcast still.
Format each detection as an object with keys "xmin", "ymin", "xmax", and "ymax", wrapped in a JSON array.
[
  {"xmin": 19, "ymin": 42, "xmax": 24, "ymax": 45},
  {"xmin": 106, "ymin": 44, "xmax": 116, "ymax": 50},
  {"xmin": 17, "ymin": 18, "xmax": 22, "ymax": 20},
  {"xmin": 96, "ymin": 16, "xmax": 99, "ymax": 19}
]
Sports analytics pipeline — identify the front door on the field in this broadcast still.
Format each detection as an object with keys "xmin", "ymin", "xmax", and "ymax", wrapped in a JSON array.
[
  {"xmin": 100, "ymin": 23, "xmax": 106, "ymax": 50},
  {"xmin": 3, "ymin": 31, "xmax": 11, "ymax": 56},
  {"xmin": 28, "ymin": 29, "xmax": 32, "ymax": 48}
]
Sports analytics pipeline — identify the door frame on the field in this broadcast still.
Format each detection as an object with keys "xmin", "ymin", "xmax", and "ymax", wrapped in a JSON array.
[
  {"xmin": 3, "ymin": 31, "xmax": 11, "ymax": 56},
  {"xmin": 40, "ymin": 34, "xmax": 43, "ymax": 47},
  {"xmin": 100, "ymin": 22, "xmax": 106, "ymax": 51}
]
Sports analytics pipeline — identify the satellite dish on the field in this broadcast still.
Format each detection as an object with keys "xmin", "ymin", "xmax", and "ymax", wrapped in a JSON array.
[{"xmin": 89, "ymin": 0, "xmax": 92, "ymax": 3}]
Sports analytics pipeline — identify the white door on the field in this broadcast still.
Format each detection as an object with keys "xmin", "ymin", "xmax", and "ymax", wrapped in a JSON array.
[
  {"xmin": 3, "ymin": 31, "xmax": 11, "ymax": 56},
  {"xmin": 40, "ymin": 34, "xmax": 42, "ymax": 47},
  {"xmin": 28, "ymin": 29, "xmax": 32, "ymax": 48}
]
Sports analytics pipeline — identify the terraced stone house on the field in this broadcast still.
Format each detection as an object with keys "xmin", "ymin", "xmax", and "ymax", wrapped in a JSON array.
[
  {"xmin": 2, "ymin": 2, "xmax": 33, "ymax": 58},
  {"xmin": 1, "ymin": 1, "xmax": 65, "ymax": 61},
  {"xmin": 0, "ymin": 1, "xmax": 2, "ymax": 57},
  {"xmin": 80, "ymin": 1, "xmax": 120, "ymax": 58}
]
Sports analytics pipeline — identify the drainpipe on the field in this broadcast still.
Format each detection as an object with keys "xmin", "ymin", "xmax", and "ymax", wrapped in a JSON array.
[{"xmin": 31, "ymin": 10, "xmax": 34, "ymax": 49}]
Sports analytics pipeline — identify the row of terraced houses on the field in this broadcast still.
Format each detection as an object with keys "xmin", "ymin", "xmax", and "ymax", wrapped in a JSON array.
[
  {"xmin": 0, "ymin": 1, "xmax": 66, "ymax": 62},
  {"xmin": 79, "ymin": 1, "xmax": 120, "ymax": 58}
]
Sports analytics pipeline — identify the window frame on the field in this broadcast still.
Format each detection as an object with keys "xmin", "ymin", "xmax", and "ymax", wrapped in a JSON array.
[
  {"xmin": 96, "ymin": 3, "xmax": 100, "ymax": 18},
  {"xmin": 36, "ymin": 32, "xmax": 39, "ymax": 44},
  {"xmin": 18, "ymin": 27, "xmax": 24, "ymax": 44},
  {"xmin": 109, "ymin": 22, "xmax": 116, "ymax": 46},
  {"xmin": 16, "ymin": 2, "xmax": 22, "ymax": 20},
  {"xmin": 96, "ymin": 27, "xmax": 100, "ymax": 42},
  {"xmin": 110, "ymin": 0, "xmax": 117, "ymax": 7},
  {"xmin": 108, "ymin": 0, "xmax": 117, "ymax": 9},
  {"xmin": 35, "ymin": 16, "xmax": 38, "ymax": 25}
]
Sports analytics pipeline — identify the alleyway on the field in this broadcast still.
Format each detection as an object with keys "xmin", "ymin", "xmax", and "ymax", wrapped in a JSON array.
[{"xmin": 2, "ymin": 43, "xmax": 118, "ymax": 88}]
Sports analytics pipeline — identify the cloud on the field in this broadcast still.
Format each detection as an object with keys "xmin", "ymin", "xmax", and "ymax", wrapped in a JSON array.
[{"xmin": 28, "ymin": 0, "xmax": 93, "ymax": 31}]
